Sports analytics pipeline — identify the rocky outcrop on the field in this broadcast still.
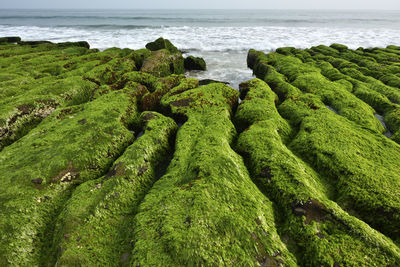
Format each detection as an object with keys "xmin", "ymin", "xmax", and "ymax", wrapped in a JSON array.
[{"xmin": 1, "ymin": 38, "xmax": 400, "ymax": 266}]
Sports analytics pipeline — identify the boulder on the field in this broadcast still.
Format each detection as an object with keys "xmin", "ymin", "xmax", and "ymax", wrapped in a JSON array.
[
  {"xmin": 0, "ymin": 36, "xmax": 21, "ymax": 43},
  {"xmin": 184, "ymin": 56, "xmax": 206, "ymax": 71},
  {"xmin": 145, "ymin": 37, "xmax": 179, "ymax": 54}
]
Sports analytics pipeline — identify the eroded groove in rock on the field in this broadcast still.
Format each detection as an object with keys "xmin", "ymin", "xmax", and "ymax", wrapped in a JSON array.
[
  {"xmin": 51, "ymin": 112, "xmax": 177, "ymax": 266},
  {"xmin": 234, "ymin": 78, "xmax": 400, "ymax": 266},
  {"xmin": 274, "ymin": 46, "xmax": 400, "ymax": 143},
  {"xmin": 0, "ymin": 43, "xmax": 137, "ymax": 151},
  {"xmin": 309, "ymin": 44, "xmax": 400, "ymax": 89},
  {"xmin": 250, "ymin": 47, "xmax": 400, "ymax": 242},
  {"xmin": 131, "ymin": 82, "xmax": 297, "ymax": 266},
  {"xmin": 254, "ymin": 50, "xmax": 385, "ymax": 134},
  {"xmin": 0, "ymin": 90, "xmax": 140, "ymax": 266}
]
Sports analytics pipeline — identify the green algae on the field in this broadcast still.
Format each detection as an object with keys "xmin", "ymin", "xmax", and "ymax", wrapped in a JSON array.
[
  {"xmin": 281, "ymin": 46, "xmax": 400, "ymax": 143},
  {"xmin": 308, "ymin": 44, "xmax": 400, "ymax": 89},
  {"xmin": 248, "ymin": 48, "xmax": 400, "ymax": 243},
  {"xmin": 140, "ymin": 49, "xmax": 184, "ymax": 77},
  {"xmin": 132, "ymin": 83, "xmax": 297, "ymax": 266},
  {"xmin": 0, "ymin": 39, "xmax": 185, "ymax": 151},
  {"xmin": 235, "ymin": 78, "xmax": 400, "ymax": 266},
  {"xmin": 184, "ymin": 55, "xmax": 207, "ymax": 70},
  {"xmin": 51, "ymin": 112, "xmax": 177, "ymax": 266},
  {"xmin": 252, "ymin": 51, "xmax": 384, "ymax": 134},
  {"xmin": 2, "ymin": 37, "xmax": 400, "ymax": 266},
  {"xmin": 145, "ymin": 37, "xmax": 179, "ymax": 54},
  {"xmin": 0, "ymin": 90, "xmax": 140, "ymax": 266}
]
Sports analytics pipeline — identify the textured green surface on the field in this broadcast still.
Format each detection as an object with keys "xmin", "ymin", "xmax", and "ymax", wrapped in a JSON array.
[
  {"xmin": 235, "ymin": 79, "xmax": 400, "ymax": 266},
  {"xmin": 1, "ymin": 38, "xmax": 400, "ymax": 266}
]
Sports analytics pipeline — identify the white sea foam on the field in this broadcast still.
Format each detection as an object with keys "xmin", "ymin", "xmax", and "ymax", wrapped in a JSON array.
[
  {"xmin": 1, "ymin": 24, "xmax": 399, "ymax": 88},
  {"xmin": 1, "ymin": 25, "xmax": 399, "ymax": 51}
]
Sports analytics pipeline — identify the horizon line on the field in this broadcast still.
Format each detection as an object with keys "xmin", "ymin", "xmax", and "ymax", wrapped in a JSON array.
[{"xmin": 1, "ymin": 8, "xmax": 400, "ymax": 11}]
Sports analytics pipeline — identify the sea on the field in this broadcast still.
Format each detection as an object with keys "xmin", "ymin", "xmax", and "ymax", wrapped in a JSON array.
[{"xmin": 1, "ymin": 9, "xmax": 400, "ymax": 88}]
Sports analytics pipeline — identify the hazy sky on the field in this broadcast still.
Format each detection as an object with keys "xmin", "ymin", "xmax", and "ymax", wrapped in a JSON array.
[{"xmin": 1, "ymin": 0, "xmax": 399, "ymax": 10}]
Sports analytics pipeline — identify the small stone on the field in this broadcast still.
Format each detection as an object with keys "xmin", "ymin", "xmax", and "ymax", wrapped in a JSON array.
[
  {"xmin": 293, "ymin": 207, "xmax": 306, "ymax": 216},
  {"xmin": 31, "ymin": 178, "xmax": 43, "ymax": 184}
]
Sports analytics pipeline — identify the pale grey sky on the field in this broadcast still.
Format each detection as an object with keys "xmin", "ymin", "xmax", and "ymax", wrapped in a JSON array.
[{"xmin": 1, "ymin": 0, "xmax": 399, "ymax": 10}]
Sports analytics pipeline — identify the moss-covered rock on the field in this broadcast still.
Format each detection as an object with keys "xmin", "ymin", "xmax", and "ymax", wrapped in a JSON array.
[
  {"xmin": 235, "ymin": 78, "xmax": 400, "ymax": 266},
  {"xmin": 2, "ymin": 37, "xmax": 400, "ymax": 266},
  {"xmin": 51, "ymin": 112, "xmax": 178, "ymax": 266},
  {"xmin": 247, "ymin": 48, "xmax": 400, "ymax": 246},
  {"xmin": 0, "ymin": 90, "xmax": 140, "ymax": 266},
  {"xmin": 0, "ymin": 36, "xmax": 21, "ymax": 43},
  {"xmin": 131, "ymin": 83, "xmax": 297, "ymax": 266},
  {"xmin": 184, "ymin": 55, "xmax": 207, "ymax": 70},
  {"xmin": 145, "ymin": 37, "xmax": 179, "ymax": 54}
]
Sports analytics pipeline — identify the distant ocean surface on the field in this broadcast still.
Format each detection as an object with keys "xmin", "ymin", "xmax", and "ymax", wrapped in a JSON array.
[{"xmin": 1, "ymin": 9, "xmax": 400, "ymax": 88}]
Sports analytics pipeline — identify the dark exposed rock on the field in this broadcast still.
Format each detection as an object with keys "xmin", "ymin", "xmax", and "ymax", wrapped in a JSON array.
[
  {"xmin": 31, "ymin": 178, "xmax": 43, "ymax": 185},
  {"xmin": 0, "ymin": 36, "xmax": 21, "ymax": 43},
  {"xmin": 184, "ymin": 56, "xmax": 206, "ymax": 71},
  {"xmin": 18, "ymin": 40, "xmax": 53, "ymax": 46},
  {"xmin": 56, "ymin": 41, "xmax": 90, "ymax": 49},
  {"xmin": 199, "ymin": 79, "xmax": 229, "ymax": 86}
]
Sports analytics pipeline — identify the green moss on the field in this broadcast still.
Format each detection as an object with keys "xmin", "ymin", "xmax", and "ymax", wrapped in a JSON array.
[
  {"xmin": 235, "ymin": 78, "xmax": 400, "ymax": 266},
  {"xmin": 51, "ymin": 112, "xmax": 177, "ymax": 266},
  {"xmin": 131, "ymin": 48, "xmax": 151, "ymax": 69},
  {"xmin": 256, "ymin": 52, "xmax": 384, "ymax": 133},
  {"xmin": 0, "ymin": 36, "xmax": 21, "ymax": 43},
  {"xmin": 184, "ymin": 56, "xmax": 207, "ymax": 70},
  {"xmin": 132, "ymin": 83, "xmax": 297, "ymax": 266},
  {"xmin": 0, "ymin": 90, "xmax": 139, "ymax": 266},
  {"xmin": 140, "ymin": 49, "xmax": 184, "ymax": 77},
  {"xmin": 145, "ymin": 37, "xmax": 179, "ymax": 54},
  {"xmin": 309, "ymin": 44, "xmax": 400, "ymax": 89}
]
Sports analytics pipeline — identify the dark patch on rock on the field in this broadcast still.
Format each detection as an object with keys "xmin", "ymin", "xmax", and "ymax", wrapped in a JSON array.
[
  {"xmin": 18, "ymin": 40, "xmax": 53, "ymax": 46},
  {"xmin": 259, "ymin": 166, "xmax": 273, "ymax": 179},
  {"xmin": 142, "ymin": 113, "xmax": 156, "ymax": 121},
  {"xmin": 31, "ymin": 178, "xmax": 43, "ymax": 184},
  {"xmin": 293, "ymin": 207, "xmax": 306, "ymax": 216},
  {"xmin": 104, "ymin": 162, "xmax": 126, "ymax": 181},
  {"xmin": 170, "ymin": 98, "xmax": 193, "ymax": 107},
  {"xmin": 78, "ymin": 119, "xmax": 86, "ymax": 125},
  {"xmin": 137, "ymin": 165, "xmax": 148, "ymax": 176},
  {"xmin": 308, "ymin": 103, "xmax": 320, "ymax": 110},
  {"xmin": 316, "ymin": 232, "xmax": 326, "ymax": 239},
  {"xmin": 199, "ymin": 79, "xmax": 229, "ymax": 86},
  {"xmin": 17, "ymin": 104, "xmax": 34, "ymax": 115},
  {"xmin": 292, "ymin": 199, "xmax": 328, "ymax": 224},
  {"xmin": 184, "ymin": 216, "xmax": 192, "ymax": 228}
]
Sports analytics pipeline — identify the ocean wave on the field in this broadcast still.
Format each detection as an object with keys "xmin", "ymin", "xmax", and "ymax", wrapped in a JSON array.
[
  {"xmin": 1, "ymin": 25, "xmax": 399, "ymax": 52},
  {"xmin": 55, "ymin": 24, "xmax": 164, "ymax": 29}
]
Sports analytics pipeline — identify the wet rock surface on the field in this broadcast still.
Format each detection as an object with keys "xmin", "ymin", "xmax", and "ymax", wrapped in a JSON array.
[
  {"xmin": 184, "ymin": 55, "xmax": 207, "ymax": 71},
  {"xmin": 1, "ymin": 38, "xmax": 400, "ymax": 266}
]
